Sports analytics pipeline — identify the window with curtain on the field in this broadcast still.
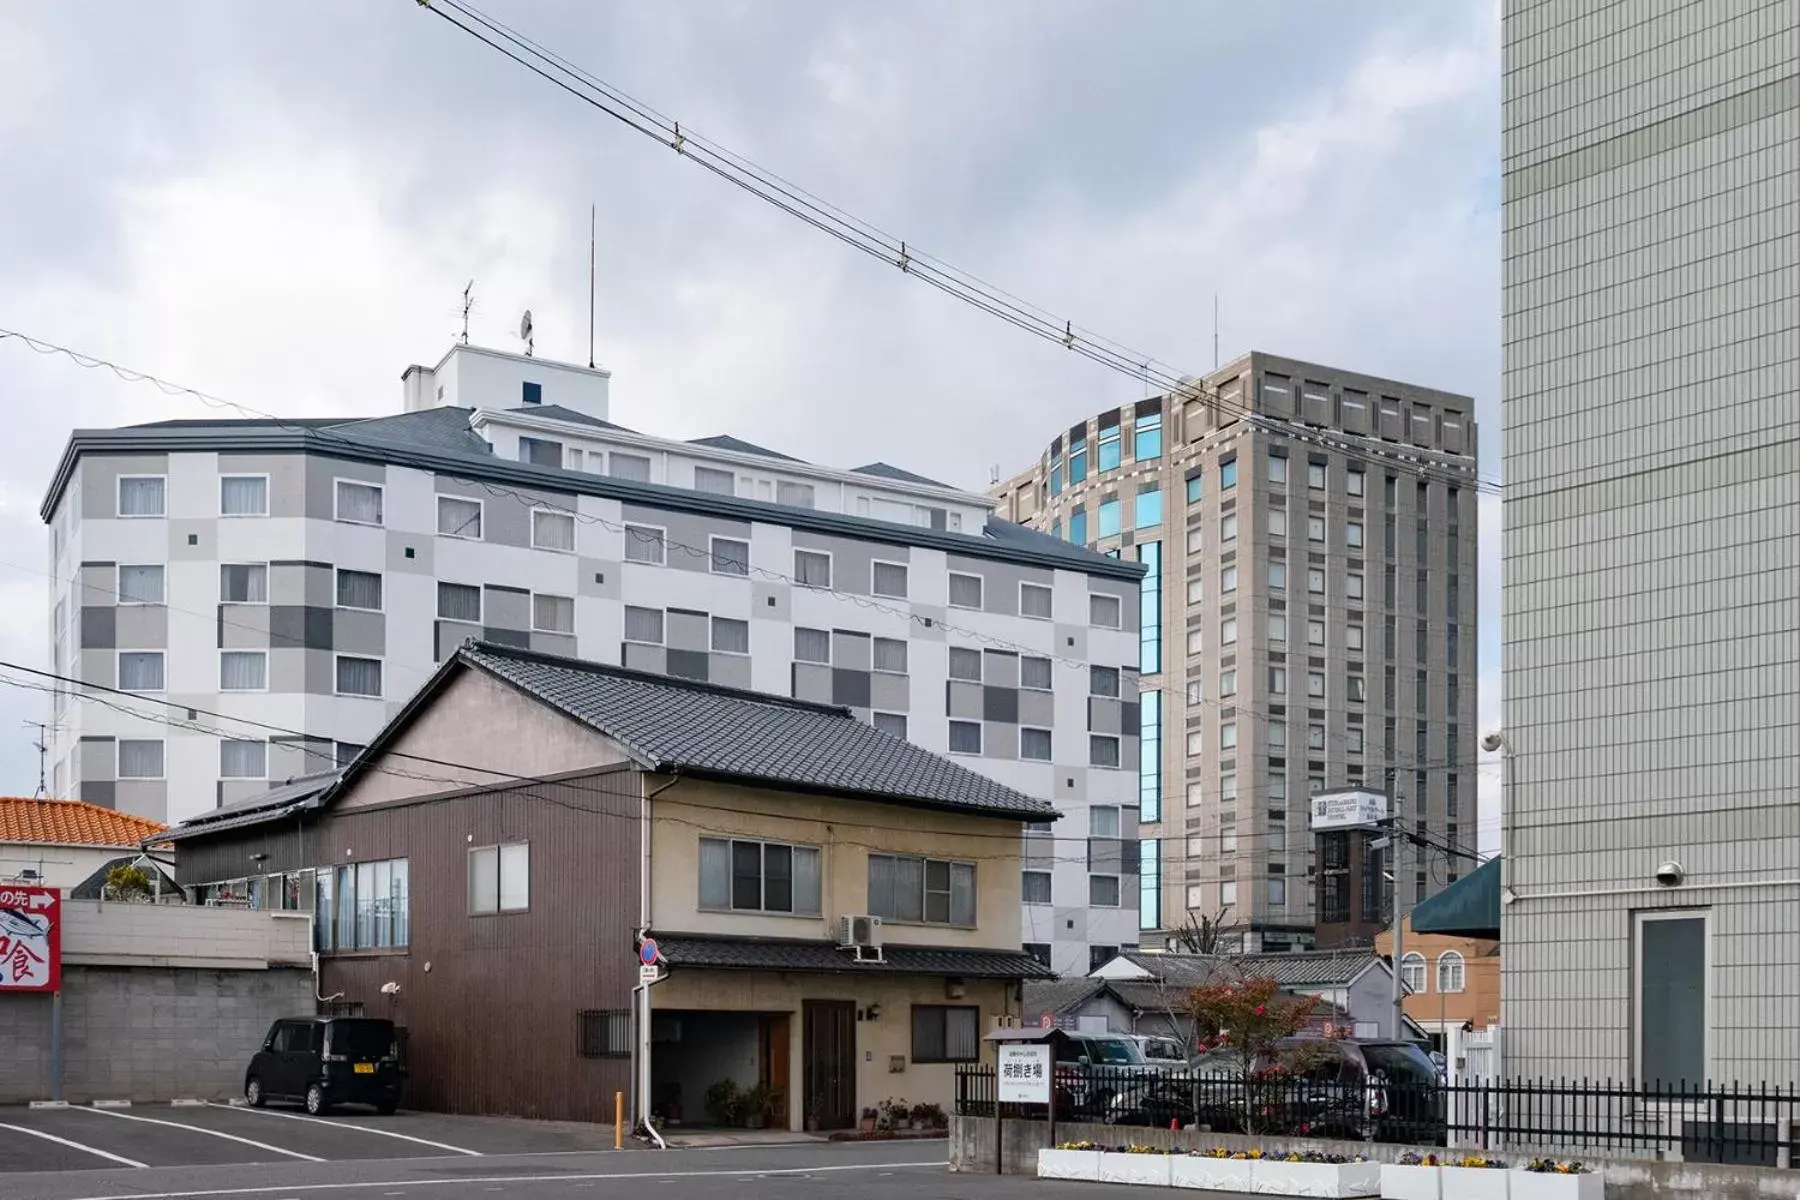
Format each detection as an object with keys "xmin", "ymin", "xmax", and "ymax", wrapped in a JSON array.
[
  {"xmin": 118, "ymin": 652, "xmax": 164, "ymax": 692},
  {"xmin": 871, "ymin": 561, "xmax": 908, "ymax": 598},
  {"xmin": 1089, "ymin": 665, "xmax": 1120, "ymax": 698},
  {"xmin": 794, "ymin": 550, "xmax": 831, "ymax": 588},
  {"xmin": 336, "ymin": 656, "xmax": 382, "ymax": 698},
  {"xmin": 775, "ymin": 481, "xmax": 816, "ymax": 509},
  {"xmin": 1436, "ymin": 952, "xmax": 1466, "ymax": 994},
  {"xmin": 710, "ymin": 537, "xmax": 749, "ymax": 576},
  {"xmin": 533, "ymin": 593, "xmax": 575, "ymax": 634},
  {"xmin": 947, "ymin": 647, "xmax": 983, "ymax": 682},
  {"xmin": 698, "ymin": 838, "xmax": 822, "ymax": 914},
  {"xmin": 468, "ymin": 843, "xmax": 530, "ymax": 914},
  {"xmin": 1022, "ymin": 871, "xmax": 1052, "ymax": 904},
  {"xmin": 220, "ymin": 475, "xmax": 268, "ymax": 516},
  {"xmin": 912, "ymin": 1006, "xmax": 980, "ymax": 1064},
  {"xmin": 710, "ymin": 616, "xmax": 749, "ymax": 654},
  {"xmin": 948, "ymin": 573, "xmax": 984, "ymax": 609},
  {"xmin": 872, "ymin": 638, "xmax": 907, "ymax": 674},
  {"xmin": 532, "ymin": 509, "xmax": 576, "ymax": 552},
  {"xmin": 1090, "ymin": 593, "xmax": 1122, "ymax": 628},
  {"xmin": 437, "ymin": 496, "xmax": 483, "ymax": 538},
  {"xmin": 623, "ymin": 606, "xmax": 664, "ymax": 645},
  {"xmin": 1020, "ymin": 727, "xmax": 1052, "ymax": 761},
  {"xmin": 1400, "ymin": 953, "xmax": 1427, "ymax": 993},
  {"xmin": 220, "ymin": 651, "xmax": 267, "ymax": 691},
  {"xmin": 518, "ymin": 437, "xmax": 563, "ymax": 467},
  {"xmin": 1021, "ymin": 656, "xmax": 1053, "ymax": 690},
  {"xmin": 437, "ymin": 582, "xmax": 482, "ymax": 623},
  {"xmin": 1090, "ymin": 734, "xmax": 1121, "ymax": 767},
  {"xmin": 610, "ymin": 453, "xmax": 651, "ymax": 481},
  {"xmin": 118, "ymin": 476, "xmax": 166, "ymax": 517},
  {"xmin": 117, "ymin": 739, "xmax": 163, "ymax": 779},
  {"xmin": 872, "ymin": 712, "xmax": 907, "ymax": 739},
  {"xmin": 334, "ymin": 481, "xmax": 384, "ymax": 525},
  {"xmin": 118, "ymin": 565, "xmax": 165, "ymax": 605},
  {"xmin": 868, "ymin": 854, "xmax": 974, "ymax": 926},
  {"xmin": 220, "ymin": 739, "xmax": 267, "ymax": 779},
  {"xmin": 793, "ymin": 627, "xmax": 829, "ymax": 663},
  {"xmin": 948, "ymin": 721, "xmax": 982, "ymax": 754},
  {"xmin": 220, "ymin": 563, "xmax": 268, "ymax": 604},
  {"xmin": 335, "ymin": 569, "xmax": 382, "ymax": 611},
  {"xmin": 693, "ymin": 466, "xmax": 736, "ymax": 495},
  {"xmin": 622, "ymin": 524, "xmax": 665, "ymax": 564}
]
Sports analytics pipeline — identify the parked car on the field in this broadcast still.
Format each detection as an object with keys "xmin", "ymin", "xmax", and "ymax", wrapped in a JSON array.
[
  {"xmin": 245, "ymin": 1016, "xmax": 403, "ymax": 1115},
  {"xmin": 1126, "ymin": 1034, "xmax": 1188, "ymax": 1067},
  {"xmin": 1108, "ymin": 1048, "xmax": 1245, "ymax": 1130},
  {"xmin": 1050, "ymin": 1033, "xmax": 1158, "ymax": 1118},
  {"xmin": 1264, "ymin": 1036, "xmax": 1445, "ymax": 1145}
]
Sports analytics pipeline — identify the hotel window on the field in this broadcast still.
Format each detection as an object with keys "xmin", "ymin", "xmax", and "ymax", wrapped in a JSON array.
[
  {"xmin": 437, "ymin": 496, "xmax": 483, "ymax": 539},
  {"xmin": 1186, "ymin": 472, "xmax": 1203, "ymax": 503},
  {"xmin": 534, "ymin": 594, "xmax": 576, "ymax": 635},
  {"xmin": 1134, "ymin": 409, "xmax": 1163, "ymax": 460},
  {"xmin": 1269, "ymin": 509, "xmax": 1288, "ymax": 538},
  {"xmin": 1098, "ymin": 423, "xmax": 1123, "ymax": 471},
  {"xmin": 118, "ymin": 739, "xmax": 163, "ymax": 779},
  {"xmin": 335, "ymin": 656, "xmax": 383, "ymax": 698},
  {"xmin": 1090, "ymin": 665, "xmax": 1120, "ymax": 698},
  {"xmin": 334, "ymin": 481, "xmax": 384, "ymax": 525},
  {"xmin": 794, "ymin": 549, "xmax": 832, "ymax": 588},
  {"xmin": 1135, "ymin": 487, "xmax": 1162, "ymax": 528},
  {"xmin": 1308, "ymin": 516, "xmax": 1325, "ymax": 542},
  {"xmin": 532, "ymin": 509, "xmax": 576, "ymax": 552},
  {"xmin": 1347, "ymin": 470, "xmax": 1365, "ymax": 497},
  {"xmin": 693, "ymin": 466, "xmax": 735, "ymax": 496},
  {"xmin": 518, "ymin": 437, "xmax": 562, "ymax": 467},
  {"xmin": 948, "ymin": 573, "xmax": 984, "ymax": 610},
  {"xmin": 1267, "ymin": 452, "xmax": 1288, "ymax": 484},
  {"xmin": 1307, "ymin": 568, "xmax": 1326, "ymax": 595},
  {"xmin": 223, "ymin": 563, "xmax": 270, "ymax": 605},
  {"xmin": 948, "ymin": 721, "xmax": 983, "ymax": 754},
  {"xmin": 1222, "ymin": 566, "xmax": 1238, "ymax": 593},
  {"xmin": 1098, "ymin": 497, "xmax": 1121, "ymax": 537},
  {"xmin": 1220, "ymin": 668, "xmax": 1237, "ymax": 698},
  {"xmin": 625, "ymin": 606, "xmax": 666, "ymax": 645},
  {"xmin": 1269, "ymin": 563, "xmax": 1286, "ymax": 591},
  {"xmin": 949, "ymin": 647, "xmax": 983, "ymax": 682},
  {"xmin": 793, "ymin": 627, "xmax": 830, "ymax": 663},
  {"xmin": 1308, "ymin": 462, "xmax": 1327, "ymax": 490},
  {"xmin": 1221, "ymin": 617, "xmax": 1237, "ymax": 645},
  {"xmin": 219, "ymin": 475, "xmax": 268, "ymax": 517},
  {"xmin": 1346, "ymin": 521, "xmax": 1364, "ymax": 549},
  {"xmin": 1308, "ymin": 619, "xmax": 1326, "ymax": 646},
  {"xmin": 1090, "ymin": 593, "xmax": 1123, "ymax": 628},
  {"xmin": 118, "ymin": 476, "xmax": 166, "ymax": 517},
  {"xmin": 1220, "ymin": 456, "xmax": 1237, "ymax": 489},
  {"xmin": 708, "ymin": 616, "xmax": 748, "ymax": 654},
  {"xmin": 1089, "ymin": 735, "xmax": 1121, "ymax": 768},
  {"xmin": 1221, "ymin": 513, "xmax": 1238, "ymax": 542},
  {"xmin": 710, "ymin": 537, "xmax": 750, "ymax": 576},
  {"xmin": 871, "ymin": 561, "xmax": 908, "ymax": 598},
  {"xmin": 1269, "ymin": 614, "xmax": 1286, "ymax": 646}
]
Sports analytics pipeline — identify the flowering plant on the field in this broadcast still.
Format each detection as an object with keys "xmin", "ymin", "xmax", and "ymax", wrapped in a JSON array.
[
  {"xmin": 1054, "ymin": 1141, "xmax": 1097, "ymax": 1151},
  {"xmin": 1123, "ymin": 1144, "xmax": 1165, "ymax": 1155},
  {"xmin": 1193, "ymin": 1146, "xmax": 1262, "ymax": 1159},
  {"xmin": 1522, "ymin": 1158, "xmax": 1590, "ymax": 1174},
  {"xmin": 1397, "ymin": 1152, "xmax": 1441, "ymax": 1166},
  {"xmin": 1453, "ymin": 1154, "xmax": 1507, "ymax": 1169},
  {"xmin": 1270, "ymin": 1150, "xmax": 1366, "ymax": 1164}
]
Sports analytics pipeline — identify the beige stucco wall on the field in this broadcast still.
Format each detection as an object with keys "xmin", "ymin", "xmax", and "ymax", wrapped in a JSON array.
[
  {"xmin": 652, "ymin": 968, "xmax": 1013, "ymax": 1129},
  {"xmin": 339, "ymin": 668, "xmax": 630, "ymax": 808},
  {"xmin": 0, "ymin": 844, "xmax": 126, "ymax": 892},
  {"xmin": 650, "ymin": 777, "xmax": 1024, "ymax": 949}
]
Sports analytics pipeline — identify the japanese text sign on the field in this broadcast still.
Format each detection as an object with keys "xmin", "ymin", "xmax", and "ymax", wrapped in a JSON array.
[
  {"xmin": 0, "ymin": 885, "xmax": 60, "ymax": 993},
  {"xmin": 996, "ymin": 1043, "xmax": 1051, "ymax": 1104}
]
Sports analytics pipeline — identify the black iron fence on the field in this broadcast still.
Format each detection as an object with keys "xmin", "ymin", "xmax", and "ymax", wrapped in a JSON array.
[{"xmin": 955, "ymin": 1065, "xmax": 1800, "ymax": 1167}]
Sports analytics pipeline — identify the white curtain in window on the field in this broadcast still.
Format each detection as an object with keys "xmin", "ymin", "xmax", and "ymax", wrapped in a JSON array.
[
  {"xmin": 698, "ymin": 839, "xmax": 731, "ymax": 909},
  {"xmin": 1021, "ymin": 657, "xmax": 1053, "ymax": 690},
  {"xmin": 872, "ymin": 562, "xmax": 908, "ymax": 597},
  {"xmin": 468, "ymin": 848, "xmax": 499, "ymax": 914},
  {"xmin": 948, "ymin": 721, "xmax": 982, "ymax": 754},
  {"xmin": 949, "ymin": 863, "xmax": 976, "ymax": 926},
  {"xmin": 873, "ymin": 713, "xmax": 907, "ymax": 740},
  {"xmin": 945, "ymin": 1008, "xmax": 979, "ymax": 1061},
  {"xmin": 949, "ymin": 574, "xmax": 983, "ymax": 608},
  {"xmin": 893, "ymin": 856, "xmax": 924, "ymax": 922},
  {"xmin": 793, "ymin": 551, "xmax": 830, "ymax": 588},
  {"xmin": 437, "ymin": 496, "xmax": 482, "ymax": 538},
  {"xmin": 220, "ymin": 652, "xmax": 266, "ymax": 691},
  {"xmin": 610, "ymin": 453, "xmax": 650, "ymax": 481},
  {"xmin": 437, "ymin": 582, "xmax": 481, "ymax": 622},
  {"xmin": 117, "ymin": 739, "xmax": 163, "ymax": 779},
  {"xmin": 710, "ymin": 617, "xmax": 749, "ymax": 654},
  {"xmin": 119, "ymin": 477, "xmax": 165, "ymax": 517},
  {"xmin": 221, "ymin": 564, "xmax": 268, "ymax": 604},
  {"xmin": 792, "ymin": 846, "xmax": 822, "ymax": 915},
  {"xmin": 336, "ymin": 657, "xmax": 382, "ymax": 697},
  {"xmin": 220, "ymin": 476, "xmax": 267, "ymax": 516},
  {"xmin": 118, "ymin": 652, "xmax": 164, "ymax": 692},
  {"xmin": 220, "ymin": 739, "xmax": 267, "ymax": 779},
  {"xmin": 793, "ymin": 627, "xmax": 829, "ymax": 663},
  {"xmin": 872, "ymin": 638, "xmax": 907, "ymax": 673},
  {"xmin": 710, "ymin": 538, "xmax": 749, "ymax": 576},
  {"xmin": 336, "ymin": 482, "xmax": 383, "ymax": 524},
  {"xmin": 336, "ymin": 570, "xmax": 382, "ymax": 611},
  {"xmin": 623, "ymin": 525, "xmax": 664, "ymax": 563},
  {"xmin": 118, "ymin": 565, "xmax": 164, "ymax": 605},
  {"xmin": 948, "ymin": 648, "xmax": 982, "ymax": 682},
  {"xmin": 533, "ymin": 510, "xmax": 576, "ymax": 551},
  {"xmin": 1020, "ymin": 585, "xmax": 1052, "ymax": 618},
  {"xmin": 533, "ymin": 594, "xmax": 575, "ymax": 633},
  {"xmin": 623, "ymin": 606, "xmax": 664, "ymax": 644},
  {"xmin": 693, "ymin": 467, "xmax": 735, "ymax": 495},
  {"xmin": 499, "ymin": 843, "xmax": 529, "ymax": 911},
  {"xmin": 776, "ymin": 481, "xmax": 815, "ymax": 509}
]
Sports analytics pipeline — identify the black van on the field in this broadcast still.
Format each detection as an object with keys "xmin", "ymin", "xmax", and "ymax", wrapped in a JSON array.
[{"xmin": 245, "ymin": 1017, "xmax": 403, "ymax": 1115}]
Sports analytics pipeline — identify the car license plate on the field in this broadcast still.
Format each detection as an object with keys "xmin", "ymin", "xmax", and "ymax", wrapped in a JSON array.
[{"xmin": 354, "ymin": 1063, "xmax": 375, "ymax": 1074}]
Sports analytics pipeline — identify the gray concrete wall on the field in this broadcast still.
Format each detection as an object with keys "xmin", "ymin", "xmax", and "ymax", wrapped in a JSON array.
[{"xmin": 0, "ymin": 964, "xmax": 313, "ymax": 1103}]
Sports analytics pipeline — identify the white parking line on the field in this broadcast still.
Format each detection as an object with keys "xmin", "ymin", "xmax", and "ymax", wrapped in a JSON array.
[
  {"xmin": 70, "ymin": 1105, "xmax": 324, "ymax": 1163},
  {"xmin": 205, "ymin": 1103, "xmax": 483, "ymax": 1157},
  {"xmin": 58, "ymin": 1159, "xmax": 943, "ymax": 1200},
  {"xmin": 0, "ymin": 1120, "xmax": 149, "ymax": 1169}
]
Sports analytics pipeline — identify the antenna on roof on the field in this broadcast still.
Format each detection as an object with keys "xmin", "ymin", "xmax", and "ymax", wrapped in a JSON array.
[
  {"xmin": 461, "ymin": 280, "xmax": 475, "ymax": 344},
  {"xmin": 588, "ymin": 204, "xmax": 597, "ymax": 370},
  {"xmin": 24, "ymin": 721, "xmax": 48, "ymax": 798},
  {"xmin": 989, "ymin": 464, "xmax": 1000, "ymax": 485},
  {"xmin": 519, "ymin": 310, "xmax": 534, "ymax": 357}
]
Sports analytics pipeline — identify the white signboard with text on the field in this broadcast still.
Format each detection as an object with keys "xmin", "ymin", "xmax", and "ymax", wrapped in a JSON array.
[
  {"xmin": 996, "ymin": 1043, "xmax": 1052, "ymax": 1104},
  {"xmin": 1310, "ymin": 788, "xmax": 1388, "ymax": 832}
]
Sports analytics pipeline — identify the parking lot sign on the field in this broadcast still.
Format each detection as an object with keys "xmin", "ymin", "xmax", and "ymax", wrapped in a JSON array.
[
  {"xmin": 0, "ymin": 884, "xmax": 60, "ymax": 993},
  {"xmin": 996, "ymin": 1043, "xmax": 1051, "ymax": 1104}
]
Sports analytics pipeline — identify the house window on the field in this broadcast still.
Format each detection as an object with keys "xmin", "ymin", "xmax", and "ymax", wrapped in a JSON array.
[
  {"xmin": 912, "ymin": 1006, "xmax": 980, "ymax": 1064},
  {"xmin": 872, "ymin": 712, "xmax": 907, "ymax": 739},
  {"xmin": 948, "ymin": 647, "xmax": 983, "ymax": 682},
  {"xmin": 335, "ymin": 742, "xmax": 364, "ymax": 768},
  {"xmin": 534, "ymin": 594, "xmax": 576, "ymax": 634},
  {"xmin": 794, "ymin": 549, "xmax": 832, "ymax": 588},
  {"xmin": 437, "ymin": 496, "xmax": 483, "ymax": 539},
  {"xmin": 318, "ymin": 857, "xmax": 409, "ymax": 951},
  {"xmin": 335, "ymin": 569, "xmax": 382, "ymax": 611},
  {"xmin": 1022, "ymin": 871, "xmax": 1052, "ymax": 905},
  {"xmin": 469, "ymin": 843, "xmax": 530, "ymax": 914},
  {"xmin": 1021, "ymin": 656, "xmax": 1053, "ymax": 690},
  {"xmin": 220, "ymin": 739, "xmax": 267, "ymax": 780},
  {"xmin": 948, "ymin": 573, "xmax": 984, "ymax": 609},
  {"xmin": 1089, "ymin": 734, "xmax": 1121, "ymax": 768},
  {"xmin": 1637, "ymin": 912, "xmax": 1708, "ymax": 1084},
  {"xmin": 117, "ymin": 739, "xmax": 164, "ymax": 779},
  {"xmin": 1437, "ymin": 951, "xmax": 1466, "ymax": 994},
  {"xmin": 1020, "ymin": 582, "xmax": 1053, "ymax": 619},
  {"xmin": 1089, "ymin": 875, "xmax": 1121, "ymax": 907},
  {"xmin": 623, "ymin": 523, "xmax": 665, "ymax": 564},
  {"xmin": 1020, "ymin": 727, "xmax": 1053, "ymax": 761},
  {"xmin": 1090, "ymin": 593, "xmax": 1122, "ymax": 628},
  {"xmin": 118, "ymin": 565, "xmax": 165, "ymax": 605},
  {"xmin": 868, "ymin": 854, "xmax": 975, "ymax": 926},
  {"xmin": 776, "ymin": 481, "xmax": 816, "ymax": 509},
  {"xmin": 334, "ymin": 480, "xmax": 384, "ymax": 525},
  {"xmin": 220, "ymin": 563, "xmax": 268, "ymax": 604},
  {"xmin": 948, "ymin": 720, "xmax": 983, "ymax": 754},
  {"xmin": 118, "ymin": 651, "xmax": 165, "ymax": 692},
  {"xmin": 1400, "ymin": 952, "xmax": 1427, "ymax": 993},
  {"xmin": 794, "ymin": 627, "xmax": 830, "ymax": 663},
  {"xmin": 220, "ymin": 475, "xmax": 268, "ymax": 516},
  {"xmin": 624, "ymin": 606, "xmax": 665, "ymax": 645},
  {"xmin": 699, "ymin": 837, "xmax": 822, "ymax": 914},
  {"xmin": 118, "ymin": 476, "xmax": 166, "ymax": 517},
  {"xmin": 709, "ymin": 537, "xmax": 749, "ymax": 576},
  {"xmin": 610, "ymin": 452, "xmax": 651, "ymax": 482},
  {"xmin": 871, "ymin": 637, "xmax": 907, "ymax": 674},
  {"xmin": 693, "ymin": 466, "xmax": 735, "ymax": 496},
  {"xmin": 437, "ymin": 582, "xmax": 482, "ymax": 623},
  {"xmin": 532, "ymin": 509, "xmax": 577, "ymax": 552},
  {"xmin": 871, "ymin": 561, "xmax": 908, "ymax": 598},
  {"xmin": 336, "ymin": 656, "xmax": 383, "ymax": 698},
  {"xmin": 1024, "ymin": 942, "xmax": 1053, "ymax": 969},
  {"xmin": 578, "ymin": 1011, "xmax": 632, "ymax": 1059},
  {"xmin": 220, "ymin": 651, "xmax": 267, "ymax": 691}
]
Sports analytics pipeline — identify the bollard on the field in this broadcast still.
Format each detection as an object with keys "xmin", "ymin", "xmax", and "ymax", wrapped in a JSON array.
[{"xmin": 615, "ymin": 1091, "xmax": 623, "ymax": 1150}]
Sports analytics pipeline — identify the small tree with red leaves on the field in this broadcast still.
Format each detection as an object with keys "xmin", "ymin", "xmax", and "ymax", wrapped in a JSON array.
[{"xmin": 1186, "ymin": 973, "xmax": 1322, "ymax": 1133}]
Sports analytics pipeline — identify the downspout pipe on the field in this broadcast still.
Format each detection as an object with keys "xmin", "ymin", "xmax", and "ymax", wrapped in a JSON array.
[{"xmin": 635, "ymin": 771, "xmax": 681, "ymax": 1149}]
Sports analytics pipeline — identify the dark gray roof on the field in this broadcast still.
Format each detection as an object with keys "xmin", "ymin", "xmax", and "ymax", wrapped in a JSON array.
[
  {"xmin": 460, "ymin": 642, "xmax": 1056, "ymax": 820},
  {"xmin": 159, "ymin": 771, "xmax": 338, "ymax": 843},
  {"xmin": 43, "ymin": 412, "xmax": 1141, "ymax": 581},
  {"xmin": 1108, "ymin": 950, "xmax": 1383, "ymax": 990},
  {"xmin": 851, "ymin": 461, "xmax": 951, "ymax": 489},
  {"xmin": 655, "ymin": 934, "xmax": 1054, "ymax": 979},
  {"xmin": 687, "ymin": 433, "xmax": 805, "ymax": 462},
  {"xmin": 1023, "ymin": 977, "xmax": 1109, "ymax": 1018},
  {"xmin": 508, "ymin": 404, "xmax": 633, "ymax": 432}
]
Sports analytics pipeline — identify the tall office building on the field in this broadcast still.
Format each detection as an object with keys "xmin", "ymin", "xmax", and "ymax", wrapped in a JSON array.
[
  {"xmin": 1501, "ymin": 4, "xmax": 1800, "ymax": 1082},
  {"xmin": 41, "ymin": 342, "xmax": 1144, "ymax": 975},
  {"xmin": 993, "ymin": 353, "xmax": 1479, "ymax": 953}
]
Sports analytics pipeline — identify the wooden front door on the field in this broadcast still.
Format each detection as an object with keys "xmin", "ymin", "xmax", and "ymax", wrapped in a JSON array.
[{"xmin": 801, "ymin": 1000, "xmax": 856, "ymax": 1130}]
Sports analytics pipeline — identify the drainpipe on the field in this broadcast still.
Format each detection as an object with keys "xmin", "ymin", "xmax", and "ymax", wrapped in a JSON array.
[{"xmin": 635, "ymin": 772, "xmax": 681, "ymax": 1148}]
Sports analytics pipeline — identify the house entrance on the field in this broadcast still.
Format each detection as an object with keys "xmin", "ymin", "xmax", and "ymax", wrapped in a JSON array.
[
  {"xmin": 802, "ymin": 999, "xmax": 855, "ymax": 1130},
  {"xmin": 650, "ymin": 1010, "xmax": 791, "ymax": 1131}
]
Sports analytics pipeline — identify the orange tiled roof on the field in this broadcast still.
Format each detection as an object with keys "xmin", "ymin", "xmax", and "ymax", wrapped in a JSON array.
[{"xmin": 0, "ymin": 797, "xmax": 168, "ymax": 847}]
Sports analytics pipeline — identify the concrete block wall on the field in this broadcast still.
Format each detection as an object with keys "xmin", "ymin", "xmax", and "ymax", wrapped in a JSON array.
[{"xmin": 61, "ymin": 901, "xmax": 313, "ymax": 968}]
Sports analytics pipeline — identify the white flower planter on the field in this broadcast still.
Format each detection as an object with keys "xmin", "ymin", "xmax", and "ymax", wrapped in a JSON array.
[
  {"xmin": 1035, "ymin": 1148, "xmax": 1100, "ymax": 1181},
  {"xmin": 1099, "ymin": 1152, "xmax": 1173, "ymax": 1187},
  {"xmin": 1378, "ymin": 1163, "xmax": 1441, "ymax": 1200},
  {"xmin": 1170, "ymin": 1156, "xmax": 1255, "ymax": 1191},
  {"xmin": 1508, "ymin": 1170, "xmax": 1602, "ymax": 1200},
  {"xmin": 1437, "ymin": 1166, "xmax": 1510, "ymax": 1200},
  {"xmin": 1251, "ymin": 1159, "xmax": 1381, "ymax": 1197}
]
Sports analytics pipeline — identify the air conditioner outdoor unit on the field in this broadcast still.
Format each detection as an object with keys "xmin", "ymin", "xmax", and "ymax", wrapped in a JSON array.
[{"xmin": 837, "ymin": 914, "xmax": 885, "ymax": 961}]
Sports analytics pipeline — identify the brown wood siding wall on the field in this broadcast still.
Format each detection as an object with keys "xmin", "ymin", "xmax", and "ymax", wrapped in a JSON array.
[{"xmin": 317, "ymin": 769, "xmax": 643, "ymax": 1121}]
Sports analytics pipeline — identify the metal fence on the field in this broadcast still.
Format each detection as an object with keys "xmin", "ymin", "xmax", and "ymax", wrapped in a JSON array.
[{"xmin": 955, "ymin": 1065, "xmax": 1800, "ymax": 1166}]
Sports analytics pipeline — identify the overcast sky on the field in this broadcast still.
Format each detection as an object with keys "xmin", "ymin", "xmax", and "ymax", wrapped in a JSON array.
[{"xmin": 0, "ymin": 0, "xmax": 1502, "ymax": 849}]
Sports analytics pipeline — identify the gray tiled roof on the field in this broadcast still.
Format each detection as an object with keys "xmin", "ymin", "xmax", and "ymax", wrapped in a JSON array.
[
  {"xmin": 655, "ymin": 934, "xmax": 1054, "ymax": 979},
  {"xmin": 851, "ymin": 461, "xmax": 952, "ymax": 489},
  {"xmin": 1109, "ymin": 950, "xmax": 1382, "ymax": 990},
  {"xmin": 507, "ymin": 404, "xmax": 634, "ymax": 432},
  {"xmin": 159, "ymin": 771, "xmax": 339, "ymax": 843},
  {"xmin": 687, "ymin": 433, "xmax": 804, "ymax": 462},
  {"xmin": 461, "ymin": 642, "xmax": 1057, "ymax": 820},
  {"xmin": 1023, "ymin": 977, "xmax": 1109, "ymax": 1017},
  {"xmin": 340, "ymin": 406, "xmax": 494, "ymax": 456}
]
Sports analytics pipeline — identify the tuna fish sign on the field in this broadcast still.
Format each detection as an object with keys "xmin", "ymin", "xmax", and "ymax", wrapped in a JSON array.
[{"xmin": 0, "ymin": 885, "xmax": 60, "ymax": 993}]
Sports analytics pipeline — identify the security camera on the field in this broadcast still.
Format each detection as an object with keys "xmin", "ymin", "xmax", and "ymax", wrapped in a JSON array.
[
  {"xmin": 379, "ymin": 981, "xmax": 401, "ymax": 996},
  {"xmin": 1654, "ymin": 861, "xmax": 1685, "ymax": 887},
  {"xmin": 1481, "ymin": 732, "xmax": 1504, "ymax": 753}
]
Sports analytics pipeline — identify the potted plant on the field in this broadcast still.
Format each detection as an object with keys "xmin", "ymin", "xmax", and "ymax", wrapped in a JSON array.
[
  {"xmin": 740, "ymin": 1082, "xmax": 771, "ymax": 1129},
  {"xmin": 1248, "ymin": 1149, "xmax": 1378, "ymax": 1197},
  {"xmin": 804, "ymin": 1095, "xmax": 821, "ymax": 1133},
  {"xmin": 859, "ymin": 1106, "xmax": 878, "ymax": 1134},
  {"xmin": 911, "ymin": 1101, "xmax": 944, "ymax": 1131},
  {"xmin": 1437, "ymin": 1153, "xmax": 1509, "ymax": 1200},
  {"xmin": 1381, "ymin": 1151, "xmax": 1443, "ymax": 1200},
  {"xmin": 1038, "ymin": 1139, "xmax": 1101, "ymax": 1181},
  {"xmin": 704, "ymin": 1079, "xmax": 741, "ymax": 1128},
  {"xmin": 1099, "ymin": 1143, "xmax": 1172, "ymax": 1187},
  {"xmin": 1170, "ymin": 1147, "xmax": 1255, "ymax": 1192},
  {"xmin": 1511, "ymin": 1158, "xmax": 1601, "ymax": 1200},
  {"xmin": 879, "ymin": 1097, "xmax": 908, "ymax": 1131}
]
